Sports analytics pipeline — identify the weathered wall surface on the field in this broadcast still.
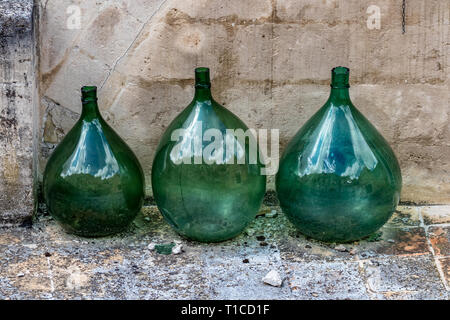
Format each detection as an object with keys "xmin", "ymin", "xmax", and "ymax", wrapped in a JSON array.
[
  {"xmin": 39, "ymin": 0, "xmax": 450, "ymax": 203},
  {"xmin": 0, "ymin": 0, "xmax": 35, "ymax": 224}
]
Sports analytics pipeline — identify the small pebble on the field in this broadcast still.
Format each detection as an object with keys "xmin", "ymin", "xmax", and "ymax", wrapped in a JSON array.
[
  {"xmin": 147, "ymin": 242, "xmax": 156, "ymax": 251},
  {"xmin": 387, "ymin": 239, "xmax": 395, "ymax": 243},
  {"xmin": 171, "ymin": 243, "xmax": 183, "ymax": 255},
  {"xmin": 242, "ymin": 259, "xmax": 249, "ymax": 263},
  {"xmin": 334, "ymin": 244, "xmax": 348, "ymax": 252},
  {"xmin": 305, "ymin": 244, "xmax": 312, "ymax": 249},
  {"xmin": 266, "ymin": 210, "xmax": 278, "ymax": 218},
  {"xmin": 246, "ymin": 229, "xmax": 255, "ymax": 236},
  {"xmin": 349, "ymin": 248, "xmax": 357, "ymax": 255},
  {"xmin": 23, "ymin": 244, "xmax": 37, "ymax": 249},
  {"xmin": 361, "ymin": 251, "xmax": 376, "ymax": 258},
  {"xmin": 44, "ymin": 252, "xmax": 52, "ymax": 257},
  {"xmin": 259, "ymin": 242, "xmax": 268, "ymax": 247},
  {"xmin": 370, "ymin": 260, "xmax": 380, "ymax": 266},
  {"xmin": 262, "ymin": 270, "xmax": 283, "ymax": 287},
  {"xmin": 16, "ymin": 273, "xmax": 25, "ymax": 278},
  {"xmin": 256, "ymin": 235, "xmax": 266, "ymax": 241}
]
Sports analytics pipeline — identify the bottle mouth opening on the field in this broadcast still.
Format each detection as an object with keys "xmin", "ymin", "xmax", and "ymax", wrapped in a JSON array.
[
  {"xmin": 331, "ymin": 66, "xmax": 350, "ymax": 88},
  {"xmin": 332, "ymin": 66, "xmax": 349, "ymax": 75},
  {"xmin": 81, "ymin": 86, "xmax": 98, "ymax": 103},
  {"xmin": 195, "ymin": 67, "xmax": 211, "ymax": 88}
]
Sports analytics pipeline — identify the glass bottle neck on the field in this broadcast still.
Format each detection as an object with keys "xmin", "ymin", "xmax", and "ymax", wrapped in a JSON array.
[
  {"xmin": 81, "ymin": 101, "xmax": 101, "ymax": 120},
  {"xmin": 329, "ymin": 66, "xmax": 351, "ymax": 105},
  {"xmin": 194, "ymin": 86, "xmax": 212, "ymax": 101},
  {"xmin": 80, "ymin": 86, "xmax": 101, "ymax": 120},
  {"xmin": 329, "ymin": 86, "xmax": 351, "ymax": 104},
  {"xmin": 193, "ymin": 67, "xmax": 212, "ymax": 102}
]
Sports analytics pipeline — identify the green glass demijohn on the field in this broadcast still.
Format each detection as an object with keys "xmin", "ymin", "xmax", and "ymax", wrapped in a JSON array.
[
  {"xmin": 276, "ymin": 67, "xmax": 402, "ymax": 242},
  {"xmin": 43, "ymin": 86, "xmax": 145, "ymax": 237},
  {"xmin": 151, "ymin": 67, "xmax": 266, "ymax": 242}
]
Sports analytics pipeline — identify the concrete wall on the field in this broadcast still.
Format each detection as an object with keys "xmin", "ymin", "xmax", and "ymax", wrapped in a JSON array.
[
  {"xmin": 38, "ymin": 0, "xmax": 449, "ymax": 204},
  {"xmin": 0, "ymin": 0, "xmax": 36, "ymax": 225}
]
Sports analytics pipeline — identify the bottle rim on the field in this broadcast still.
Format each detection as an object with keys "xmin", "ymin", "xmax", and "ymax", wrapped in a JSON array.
[
  {"xmin": 195, "ymin": 67, "xmax": 211, "ymax": 89},
  {"xmin": 81, "ymin": 86, "xmax": 98, "ymax": 103},
  {"xmin": 331, "ymin": 66, "xmax": 350, "ymax": 88}
]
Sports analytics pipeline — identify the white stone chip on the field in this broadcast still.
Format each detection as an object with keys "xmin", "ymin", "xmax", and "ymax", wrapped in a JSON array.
[
  {"xmin": 172, "ymin": 243, "xmax": 183, "ymax": 255},
  {"xmin": 266, "ymin": 210, "xmax": 278, "ymax": 218},
  {"xmin": 262, "ymin": 270, "xmax": 283, "ymax": 287},
  {"xmin": 334, "ymin": 244, "xmax": 347, "ymax": 252},
  {"xmin": 245, "ymin": 229, "xmax": 255, "ymax": 236},
  {"xmin": 147, "ymin": 242, "xmax": 156, "ymax": 251}
]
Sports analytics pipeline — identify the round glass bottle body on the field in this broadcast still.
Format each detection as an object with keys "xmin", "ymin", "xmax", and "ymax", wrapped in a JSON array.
[
  {"xmin": 152, "ymin": 68, "xmax": 266, "ymax": 242},
  {"xmin": 276, "ymin": 67, "xmax": 402, "ymax": 242},
  {"xmin": 43, "ymin": 86, "xmax": 145, "ymax": 237}
]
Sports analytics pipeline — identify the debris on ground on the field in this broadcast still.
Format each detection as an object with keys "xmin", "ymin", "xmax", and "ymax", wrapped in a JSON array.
[
  {"xmin": 262, "ymin": 270, "xmax": 283, "ymax": 287},
  {"xmin": 334, "ymin": 244, "xmax": 348, "ymax": 252},
  {"xmin": 171, "ymin": 243, "xmax": 183, "ymax": 255},
  {"xmin": 148, "ymin": 241, "xmax": 182, "ymax": 255},
  {"xmin": 266, "ymin": 210, "xmax": 278, "ymax": 218},
  {"xmin": 245, "ymin": 229, "xmax": 255, "ymax": 236},
  {"xmin": 256, "ymin": 208, "xmax": 271, "ymax": 217},
  {"xmin": 365, "ymin": 231, "xmax": 383, "ymax": 242},
  {"xmin": 147, "ymin": 242, "xmax": 177, "ymax": 255},
  {"xmin": 360, "ymin": 250, "xmax": 376, "ymax": 258}
]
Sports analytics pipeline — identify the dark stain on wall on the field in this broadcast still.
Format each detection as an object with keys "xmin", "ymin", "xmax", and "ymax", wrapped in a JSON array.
[{"xmin": 0, "ymin": 0, "xmax": 35, "ymax": 225}]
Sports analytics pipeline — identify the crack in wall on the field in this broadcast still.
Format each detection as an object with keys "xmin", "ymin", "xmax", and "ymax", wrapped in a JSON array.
[{"xmin": 99, "ymin": 0, "xmax": 170, "ymax": 91}]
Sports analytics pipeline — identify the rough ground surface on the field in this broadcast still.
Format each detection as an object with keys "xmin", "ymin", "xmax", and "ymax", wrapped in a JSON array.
[{"xmin": 0, "ymin": 204, "xmax": 449, "ymax": 300}]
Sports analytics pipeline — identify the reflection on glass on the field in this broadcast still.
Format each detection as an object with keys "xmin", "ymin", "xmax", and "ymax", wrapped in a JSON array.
[{"xmin": 61, "ymin": 119, "xmax": 120, "ymax": 179}]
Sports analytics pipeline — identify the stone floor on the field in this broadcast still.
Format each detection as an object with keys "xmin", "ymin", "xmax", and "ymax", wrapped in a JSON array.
[{"xmin": 0, "ymin": 202, "xmax": 449, "ymax": 300}]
